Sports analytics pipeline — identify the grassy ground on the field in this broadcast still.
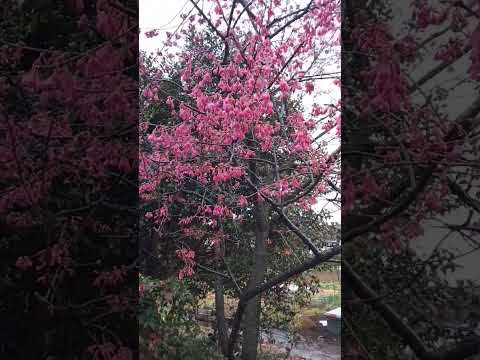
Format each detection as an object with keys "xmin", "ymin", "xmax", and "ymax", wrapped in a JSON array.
[{"xmin": 299, "ymin": 281, "xmax": 341, "ymax": 317}]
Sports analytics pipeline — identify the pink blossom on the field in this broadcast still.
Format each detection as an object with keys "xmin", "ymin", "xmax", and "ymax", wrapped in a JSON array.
[
  {"xmin": 361, "ymin": 174, "xmax": 380, "ymax": 200},
  {"xmin": 118, "ymin": 157, "xmax": 131, "ymax": 173},
  {"xmin": 145, "ymin": 29, "xmax": 159, "ymax": 38},
  {"xmin": 238, "ymin": 195, "xmax": 248, "ymax": 208},
  {"xmin": 305, "ymin": 82, "xmax": 314, "ymax": 94},
  {"xmin": 292, "ymin": 131, "xmax": 311, "ymax": 152},
  {"xmin": 16, "ymin": 256, "xmax": 33, "ymax": 271},
  {"xmin": 279, "ymin": 80, "xmax": 290, "ymax": 98}
]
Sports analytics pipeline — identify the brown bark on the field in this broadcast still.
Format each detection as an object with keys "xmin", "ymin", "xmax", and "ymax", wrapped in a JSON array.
[
  {"xmin": 215, "ymin": 237, "xmax": 229, "ymax": 355},
  {"xmin": 241, "ymin": 197, "xmax": 268, "ymax": 360}
]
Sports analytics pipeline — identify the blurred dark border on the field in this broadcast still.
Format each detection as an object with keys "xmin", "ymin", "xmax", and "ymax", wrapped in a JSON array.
[
  {"xmin": 342, "ymin": 0, "xmax": 480, "ymax": 359},
  {"xmin": 0, "ymin": 1, "xmax": 138, "ymax": 358}
]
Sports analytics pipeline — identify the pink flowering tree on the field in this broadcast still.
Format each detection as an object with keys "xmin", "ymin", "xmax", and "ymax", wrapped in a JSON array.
[
  {"xmin": 140, "ymin": 0, "xmax": 340, "ymax": 358},
  {"xmin": 343, "ymin": 0, "xmax": 480, "ymax": 358}
]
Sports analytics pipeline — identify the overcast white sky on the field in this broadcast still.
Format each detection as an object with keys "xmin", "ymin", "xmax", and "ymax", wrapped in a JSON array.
[{"xmin": 140, "ymin": 0, "xmax": 189, "ymax": 53}]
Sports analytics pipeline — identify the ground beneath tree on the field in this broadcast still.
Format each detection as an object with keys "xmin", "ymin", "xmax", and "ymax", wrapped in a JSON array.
[
  {"xmin": 197, "ymin": 278, "xmax": 341, "ymax": 359},
  {"xmin": 260, "ymin": 316, "xmax": 340, "ymax": 360}
]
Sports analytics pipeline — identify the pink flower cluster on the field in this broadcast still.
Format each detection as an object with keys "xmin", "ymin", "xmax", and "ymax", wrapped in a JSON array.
[
  {"xmin": 139, "ymin": 0, "xmax": 340, "ymax": 282},
  {"xmin": 176, "ymin": 248, "xmax": 196, "ymax": 280}
]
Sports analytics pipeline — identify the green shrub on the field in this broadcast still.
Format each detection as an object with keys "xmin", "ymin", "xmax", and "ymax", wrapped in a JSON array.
[{"xmin": 139, "ymin": 275, "xmax": 214, "ymax": 359}]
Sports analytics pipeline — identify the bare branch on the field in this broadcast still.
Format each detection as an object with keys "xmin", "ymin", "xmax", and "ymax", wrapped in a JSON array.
[
  {"xmin": 269, "ymin": 1, "xmax": 315, "ymax": 39},
  {"xmin": 189, "ymin": 0, "xmax": 226, "ymax": 40}
]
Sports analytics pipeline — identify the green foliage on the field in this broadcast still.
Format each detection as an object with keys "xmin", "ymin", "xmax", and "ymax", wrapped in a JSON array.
[{"xmin": 139, "ymin": 275, "xmax": 214, "ymax": 360}]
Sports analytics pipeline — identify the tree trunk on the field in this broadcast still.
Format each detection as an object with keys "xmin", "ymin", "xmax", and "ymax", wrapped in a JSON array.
[
  {"xmin": 215, "ymin": 238, "xmax": 229, "ymax": 355},
  {"xmin": 241, "ymin": 198, "xmax": 268, "ymax": 360}
]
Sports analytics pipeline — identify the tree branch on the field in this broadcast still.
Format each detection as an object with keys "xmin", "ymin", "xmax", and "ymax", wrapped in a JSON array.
[
  {"xmin": 226, "ymin": 244, "xmax": 340, "ymax": 359},
  {"xmin": 344, "ymin": 259, "xmax": 480, "ymax": 360},
  {"xmin": 344, "ymin": 95, "xmax": 480, "ymax": 243},
  {"xmin": 268, "ymin": 0, "xmax": 315, "ymax": 39},
  {"xmin": 189, "ymin": 0, "xmax": 226, "ymax": 40}
]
